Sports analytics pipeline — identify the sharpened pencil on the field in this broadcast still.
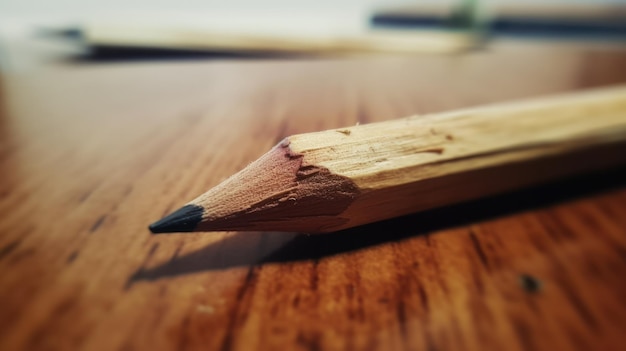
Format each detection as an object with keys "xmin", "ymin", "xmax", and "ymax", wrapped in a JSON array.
[{"xmin": 150, "ymin": 85, "xmax": 626, "ymax": 233}]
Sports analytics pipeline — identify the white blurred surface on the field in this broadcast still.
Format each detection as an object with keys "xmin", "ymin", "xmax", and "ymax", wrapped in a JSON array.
[{"xmin": 0, "ymin": 0, "xmax": 415, "ymax": 69}]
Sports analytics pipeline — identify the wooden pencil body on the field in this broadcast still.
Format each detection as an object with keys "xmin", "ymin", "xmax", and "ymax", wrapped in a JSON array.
[
  {"xmin": 152, "ymin": 86, "xmax": 626, "ymax": 233},
  {"xmin": 286, "ymin": 86, "xmax": 626, "ymax": 231}
]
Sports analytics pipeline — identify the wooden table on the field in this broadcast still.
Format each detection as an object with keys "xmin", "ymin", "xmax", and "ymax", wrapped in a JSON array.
[{"xmin": 1, "ymin": 41, "xmax": 626, "ymax": 351}]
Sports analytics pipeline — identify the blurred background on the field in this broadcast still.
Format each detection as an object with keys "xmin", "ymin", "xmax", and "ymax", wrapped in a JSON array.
[{"xmin": 1, "ymin": 0, "xmax": 626, "ymax": 69}]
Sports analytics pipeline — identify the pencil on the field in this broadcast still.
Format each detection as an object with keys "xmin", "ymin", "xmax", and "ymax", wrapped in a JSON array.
[
  {"xmin": 149, "ymin": 85, "xmax": 626, "ymax": 234},
  {"xmin": 83, "ymin": 23, "xmax": 477, "ymax": 55}
]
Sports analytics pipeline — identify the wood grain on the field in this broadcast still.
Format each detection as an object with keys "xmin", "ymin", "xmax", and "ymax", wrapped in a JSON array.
[{"xmin": 1, "ymin": 42, "xmax": 626, "ymax": 351}]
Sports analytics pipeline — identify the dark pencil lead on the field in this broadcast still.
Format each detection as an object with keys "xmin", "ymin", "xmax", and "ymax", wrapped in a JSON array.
[{"xmin": 149, "ymin": 204, "xmax": 204, "ymax": 234}]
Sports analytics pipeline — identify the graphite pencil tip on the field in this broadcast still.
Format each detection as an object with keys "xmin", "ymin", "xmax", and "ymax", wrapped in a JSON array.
[{"xmin": 149, "ymin": 204, "xmax": 204, "ymax": 234}]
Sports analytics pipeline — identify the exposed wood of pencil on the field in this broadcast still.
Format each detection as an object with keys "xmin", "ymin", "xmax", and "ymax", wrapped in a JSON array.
[{"xmin": 150, "ymin": 86, "xmax": 626, "ymax": 233}]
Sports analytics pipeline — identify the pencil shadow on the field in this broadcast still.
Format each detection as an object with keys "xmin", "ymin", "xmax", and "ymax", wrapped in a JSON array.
[
  {"xmin": 37, "ymin": 27, "xmax": 311, "ymax": 63},
  {"xmin": 68, "ymin": 45, "xmax": 309, "ymax": 63},
  {"xmin": 130, "ymin": 166, "xmax": 626, "ymax": 282}
]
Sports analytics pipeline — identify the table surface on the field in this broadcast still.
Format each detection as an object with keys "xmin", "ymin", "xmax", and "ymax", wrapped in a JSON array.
[{"xmin": 1, "ymin": 41, "xmax": 626, "ymax": 351}]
